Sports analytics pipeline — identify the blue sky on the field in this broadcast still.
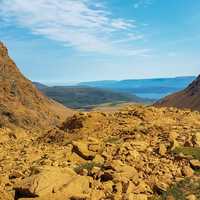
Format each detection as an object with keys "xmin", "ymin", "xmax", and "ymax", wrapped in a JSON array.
[{"xmin": 0, "ymin": 0, "xmax": 200, "ymax": 84}]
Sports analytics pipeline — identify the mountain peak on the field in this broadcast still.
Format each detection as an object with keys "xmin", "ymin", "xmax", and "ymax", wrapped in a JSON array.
[{"xmin": 0, "ymin": 42, "xmax": 8, "ymax": 57}]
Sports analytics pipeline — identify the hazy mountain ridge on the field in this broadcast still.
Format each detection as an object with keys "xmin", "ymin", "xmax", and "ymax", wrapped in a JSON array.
[
  {"xmin": 33, "ymin": 83, "xmax": 151, "ymax": 109},
  {"xmin": 79, "ymin": 76, "xmax": 196, "ymax": 99}
]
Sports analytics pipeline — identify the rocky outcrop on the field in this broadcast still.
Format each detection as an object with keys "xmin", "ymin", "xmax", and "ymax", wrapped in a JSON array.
[{"xmin": 0, "ymin": 42, "xmax": 73, "ymax": 129}]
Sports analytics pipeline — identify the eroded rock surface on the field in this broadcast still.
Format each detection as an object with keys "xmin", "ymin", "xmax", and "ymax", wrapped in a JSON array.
[{"xmin": 1, "ymin": 105, "xmax": 200, "ymax": 199}]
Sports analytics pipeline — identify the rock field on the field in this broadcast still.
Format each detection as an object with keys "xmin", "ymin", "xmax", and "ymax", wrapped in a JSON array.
[{"xmin": 1, "ymin": 105, "xmax": 200, "ymax": 200}]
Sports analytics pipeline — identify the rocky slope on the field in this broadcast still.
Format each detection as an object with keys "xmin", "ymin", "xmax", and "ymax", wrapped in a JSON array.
[
  {"xmin": 1, "ymin": 105, "xmax": 200, "ymax": 200},
  {"xmin": 155, "ymin": 75, "xmax": 200, "ymax": 111},
  {"xmin": 0, "ymin": 42, "xmax": 73, "ymax": 130}
]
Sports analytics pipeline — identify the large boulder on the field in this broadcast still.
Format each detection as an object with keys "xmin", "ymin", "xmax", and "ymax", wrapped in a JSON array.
[
  {"xmin": 14, "ymin": 166, "xmax": 91, "ymax": 199},
  {"xmin": 111, "ymin": 160, "xmax": 138, "ymax": 180}
]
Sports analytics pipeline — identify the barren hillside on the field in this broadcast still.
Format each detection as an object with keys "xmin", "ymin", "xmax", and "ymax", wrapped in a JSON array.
[
  {"xmin": 155, "ymin": 75, "xmax": 200, "ymax": 111},
  {"xmin": 0, "ymin": 42, "xmax": 73, "ymax": 130}
]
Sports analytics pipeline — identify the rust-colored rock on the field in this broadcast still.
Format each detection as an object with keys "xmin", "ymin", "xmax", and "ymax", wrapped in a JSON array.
[{"xmin": 0, "ymin": 42, "xmax": 73, "ymax": 130}]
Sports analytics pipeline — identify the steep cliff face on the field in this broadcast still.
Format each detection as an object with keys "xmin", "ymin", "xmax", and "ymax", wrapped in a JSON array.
[
  {"xmin": 0, "ymin": 42, "xmax": 73, "ymax": 129},
  {"xmin": 155, "ymin": 75, "xmax": 200, "ymax": 111}
]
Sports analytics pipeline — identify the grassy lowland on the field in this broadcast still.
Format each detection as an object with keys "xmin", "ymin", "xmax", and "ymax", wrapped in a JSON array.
[{"xmin": 34, "ymin": 83, "xmax": 152, "ymax": 109}]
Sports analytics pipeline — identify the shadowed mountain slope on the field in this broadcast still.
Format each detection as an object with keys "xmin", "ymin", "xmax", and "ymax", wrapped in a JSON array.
[
  {"xmin": 155, "ymin": 75, "xmax": 200, "ymax": 111},
  {"xmin": 0, "ymin": 42, "xmax": 73, "ymax": 129}
]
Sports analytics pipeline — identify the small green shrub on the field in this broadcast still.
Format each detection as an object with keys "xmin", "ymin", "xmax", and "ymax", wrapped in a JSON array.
[
  {"xmin": 74, "ymin": 162, "xmax": 102, "ymax": 174},
  {"xmin": 173, "ymin": 147, "xmax": 200, "ymax": 160},
  {"xmin": 104, "ymin": 137, "xmax": 122, "ymax": 144},
  {"xmin": 155, "ymin": 178, "xmax": 200, "ymax": 200}
]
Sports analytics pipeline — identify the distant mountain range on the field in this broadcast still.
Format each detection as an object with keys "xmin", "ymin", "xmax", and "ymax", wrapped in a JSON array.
[
  {"xmin": 33, "ymin": 76, "xmax": 196, "ymax": 109},
  {"xmin": 33, "ymin": 83, "xmax": 151, "ymax": 109},
  {"xmin": 79, "ymin": 76, "xmax": 196, "ymax": 99}
]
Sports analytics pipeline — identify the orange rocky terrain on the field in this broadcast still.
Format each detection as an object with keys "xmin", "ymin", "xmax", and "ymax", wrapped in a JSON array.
[
  {"xmin": 0, "ymin": 42, "xmax": 73, "ymax": 130},
  {"xmin": 0, "ymin": 43, "xmax": 200, "ymax": 200},
  {"xmin": 1, "ymin": 105, "xmax": 200, "ymax": 200}
]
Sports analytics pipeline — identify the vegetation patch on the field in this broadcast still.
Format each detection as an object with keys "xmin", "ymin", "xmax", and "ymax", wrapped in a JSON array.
[
  {"xmin": 103, "ymin": 137, "xmax": 123, "ymax": 144},
  {"xmin": 152, "ymin": 178, "xmax": 200, "ymax": 200},
  {"xmin": 40, "ymin": 86, "xmax": 141, "ymax": 110},
  {"xmin": 74, "ymin": 162, "xmax": 103, "ymax": 174},
  {"xmin": 173, "ymin": 147, "xmax": 200, "ymax": 160}
]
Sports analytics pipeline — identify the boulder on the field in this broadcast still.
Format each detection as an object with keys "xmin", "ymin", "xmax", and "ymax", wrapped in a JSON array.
[
  {"xmin": 132, "ymin": 181, "xmax": 152, "ymax": 194},
  {"xmin": 93, "ymin": 154, "xmax": 104, "ymax": 165},
  {"xmin": 9, "ymin": 170, "xmax": 24, "ymax": 179},
  {"xmin": 90, "ymin": 190, "xmax": 105, "ymax": 200},
  {"xmin": 102, "ymin": 181, "xmax": 113, "ymax": 193},
  {"xmin": 129, "ymin": 149, "xmax": 140, "ymax": 160},
  {"xmin": 14, "ymin": 166, "xmax": 91, "ymax": 198},
  {"xmin": 155, "ymin": 180, "xmax": 169, "ymax": 192},
  {"xmin": 182, "ymin": 166, "xmax": 194, "ymax": 177},
  {"xmin": 0, "ymin": 188, "xmax": 13, "ymax": 200},
  {"xmin": 131, "ymin": 141, "xmax": 149, "ymax": 152},
  {"xmin": 166, "ymin": 195, "xmax": 175, "ymax": 200},
  {"xmin": 126, "ymin": 181, "xmax": 135, "ymax": 194},
  {"xmin": 192, "ymin": 133, "xmax": 200, "ymax": 146},
  {"xmin": 190, "ymin": 159, "xmax": 200, "ymax": 169},
  {"xmin": 170, "ymin": 140, "xmax": 180, "ymax": 151},
  {"xmin": 159, "ymin": 144, "xmax": 167, "ymax": 156},
  {"xmin": 186, "ymin": 194, "xmax": 196, "ymax": 200},
  {"xmin": 169, "ymin": 132, "xmax": 178, "ymax": 141},
  {"xmin": 111, "ymin": 160, "xmax": 138, "ymax": 179}
]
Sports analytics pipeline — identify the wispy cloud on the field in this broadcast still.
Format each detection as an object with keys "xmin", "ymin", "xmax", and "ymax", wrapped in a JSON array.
[
  {"xmin": 112, "ymin": 33, "xmax": 144, "ymax": 44},
  {"xmin": 0, "ymin": 0, "xmax": 148, "ymax": 55},
  {"xmin": 133, "ymin": 0, "xmax": 154, "ymax": 8},
  {"xmin": 111, "ymin": 19, "xmax": 135, "ymax": 30}
]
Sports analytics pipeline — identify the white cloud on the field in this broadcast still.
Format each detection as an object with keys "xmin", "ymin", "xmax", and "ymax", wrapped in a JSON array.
[
  {"xmin": 0, "ymin": 0, "xmax": 148, "ymax": 55},
  {"xmin": 112, "ymin": 33, "xmax": 144, "ymax": 44},
  {"xmin": 111, "ymin": 19, "xmax": 135, "ymax": 30},
  {"xmin": 133, "ymin": 0, "xmax": 154, "ymax": 8}
]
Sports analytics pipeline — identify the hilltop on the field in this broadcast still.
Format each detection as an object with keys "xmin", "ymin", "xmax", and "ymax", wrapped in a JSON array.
[{"xmin": 156, "ymin": 75, "xmax": 200, "ymax": 111}]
